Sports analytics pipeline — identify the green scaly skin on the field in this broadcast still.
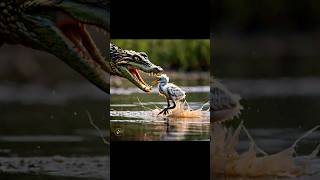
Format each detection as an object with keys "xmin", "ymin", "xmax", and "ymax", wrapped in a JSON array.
[
  {"xmin": 110, "ymin": 43, "xmax": 163, "ymax": 92},
  {"xmin": 0, "ymin": 0, "xmax": 164, "ymax": 93},
  {"xmin": 0, "ymin": 0, "xmax": 111, "ymax": 92}
]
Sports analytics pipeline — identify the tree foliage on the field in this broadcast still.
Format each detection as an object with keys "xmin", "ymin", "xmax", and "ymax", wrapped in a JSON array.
[{"xmin": 112, "ymin": 39, "xmax": 210, "ymax": 71}]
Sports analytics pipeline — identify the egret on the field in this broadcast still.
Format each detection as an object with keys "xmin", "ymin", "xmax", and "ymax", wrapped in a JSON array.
[{"xmin": 153, "ymin": 74, "xmax": 186, "ymax": 115}]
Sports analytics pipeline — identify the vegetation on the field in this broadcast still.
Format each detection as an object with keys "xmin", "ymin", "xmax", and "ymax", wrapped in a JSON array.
[{"xmin": 112, "ymin": 39, "xmax": 210, "ymax": 71}]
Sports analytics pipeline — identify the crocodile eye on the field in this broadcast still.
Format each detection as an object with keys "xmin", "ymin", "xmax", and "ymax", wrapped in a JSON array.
[{"xmin": 133, "ymin": 56, "xmax": 140, "ymax": 61}]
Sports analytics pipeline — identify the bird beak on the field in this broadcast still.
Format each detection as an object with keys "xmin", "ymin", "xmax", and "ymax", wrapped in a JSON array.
[{"xmin": 152, "ymin": 79, "xmax": 159, "ymax": 85}]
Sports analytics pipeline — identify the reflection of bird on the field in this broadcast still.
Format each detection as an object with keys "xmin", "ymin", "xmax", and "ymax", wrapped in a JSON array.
[
  {"xmin": 153, "ymin": 74, "xmax": 186, "ymax": 115},
  {"xmin": 211, "ymin": 79, "xmax": 242, "ymax": 122}
]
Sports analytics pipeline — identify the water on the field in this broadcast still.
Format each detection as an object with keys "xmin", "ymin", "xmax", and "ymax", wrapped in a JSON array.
[
  {"xmin": 110, "ymin": 86, "xmax": 210, "ymax": 141},
  {"xmin": 214, "ymin": 78, "xmax": 320, "ymax": 179},
  {"xmin": 0, "ymin": 83, "xmax": 109, "ymax": 179}
]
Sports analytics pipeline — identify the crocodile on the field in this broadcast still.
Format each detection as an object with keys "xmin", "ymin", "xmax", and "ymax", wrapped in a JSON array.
[
  {"xmin": 0, "ymin": 0, "xmax": 163, "ymax": 93},
  {"xmin": 110, "ymin": 43, "xmax": 163, "ymax": 92}
]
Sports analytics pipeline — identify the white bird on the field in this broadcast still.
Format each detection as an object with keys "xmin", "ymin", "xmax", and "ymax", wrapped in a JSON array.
[{"xmin": 153, "ymin": 74, "xmax": 186, "ymax": 115}]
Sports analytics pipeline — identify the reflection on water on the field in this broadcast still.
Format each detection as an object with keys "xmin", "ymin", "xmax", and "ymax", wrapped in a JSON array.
[
  {"xmin": 0, "ymin": 83, "xmax": 108, "ymax": 179},
  {"xmin": 111, "ymin": 110, "xmax": 209, "ymax": 141},
  {"xmin": 215, "ymin": 78, "xmax": 320, "ymax": 179},
  {"xmin": 111, "ymin": 86, "xmax": 210, "ymax": 141}
]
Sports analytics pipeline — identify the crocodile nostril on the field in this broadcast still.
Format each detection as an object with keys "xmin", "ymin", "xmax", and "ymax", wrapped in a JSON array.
[{"xmin": 154, "ymin": 66, "xmax": 163, "ymax": 72}]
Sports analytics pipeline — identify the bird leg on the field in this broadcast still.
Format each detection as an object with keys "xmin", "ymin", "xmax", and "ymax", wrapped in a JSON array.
[
  {"xmin": 158, "ymin": 99, "xmax": 176, "ymax": 116},
  {"xmin": 166, "ymin": 90, "xmax": 176, "ymax": 112},
  {"xmin": 158, "ymin": 99, "xmax": 170, "ymax": 115},
  {"xmin": 158, "ymin": 98, "xmax": 171, "ymax": 115},
  {"xmin": 167, "ymin": 101, "xmax": 176, "ymax": 110}
]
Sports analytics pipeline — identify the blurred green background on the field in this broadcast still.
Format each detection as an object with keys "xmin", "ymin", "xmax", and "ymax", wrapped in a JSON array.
[{"xmin": 112, "ymin": 39, "xmax": 210, "ymax": 71}]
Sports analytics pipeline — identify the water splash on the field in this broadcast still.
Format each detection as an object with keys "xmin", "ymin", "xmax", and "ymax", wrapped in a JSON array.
[
  {"xmin": 212, "ymin": 122, "xmax": 320, "ymax": 178},
  {"xmin": 150, "ymin": 100, "xmax": 210, "ymax": 118}
]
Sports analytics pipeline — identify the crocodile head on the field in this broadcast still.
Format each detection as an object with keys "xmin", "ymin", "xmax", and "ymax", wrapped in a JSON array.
[
  {"xmin": 0, "ymin": 0, "xmax": 110, "ymax": 93},
  {"xmin": 110, "ymin": 43, "xmax": 163, "ymax": 92}
]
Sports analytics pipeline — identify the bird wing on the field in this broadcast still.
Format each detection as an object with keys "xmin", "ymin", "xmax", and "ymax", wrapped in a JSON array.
[
  {"xmin": 211, "ymin": 83, "xmax": 238, "ymax": 110},
  {"xmin": 167, "ymin": 83, "xmax": 186, "ymax": 100},
  {"xmin": 211, "ymin": 79, "xmax": 243, "ymax": 122}
]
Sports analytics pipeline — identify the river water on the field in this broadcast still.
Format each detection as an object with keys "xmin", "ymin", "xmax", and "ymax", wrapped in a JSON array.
[
  {"xmin": 214, "ymin": 78, "xmax": 320, "ymax": 179},
  {"xmin": 111, "ymin": 82, "xmax": 210, "ymax": 141},
  {"xmin": 0, "ymin": 83, "xmax": 109, "ymax": 179}
]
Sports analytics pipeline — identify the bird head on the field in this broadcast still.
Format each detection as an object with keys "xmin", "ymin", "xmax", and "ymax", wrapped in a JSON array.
[{"xmin": 152, "ymin": 74, "xmax": 169, "ymax": 85}]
